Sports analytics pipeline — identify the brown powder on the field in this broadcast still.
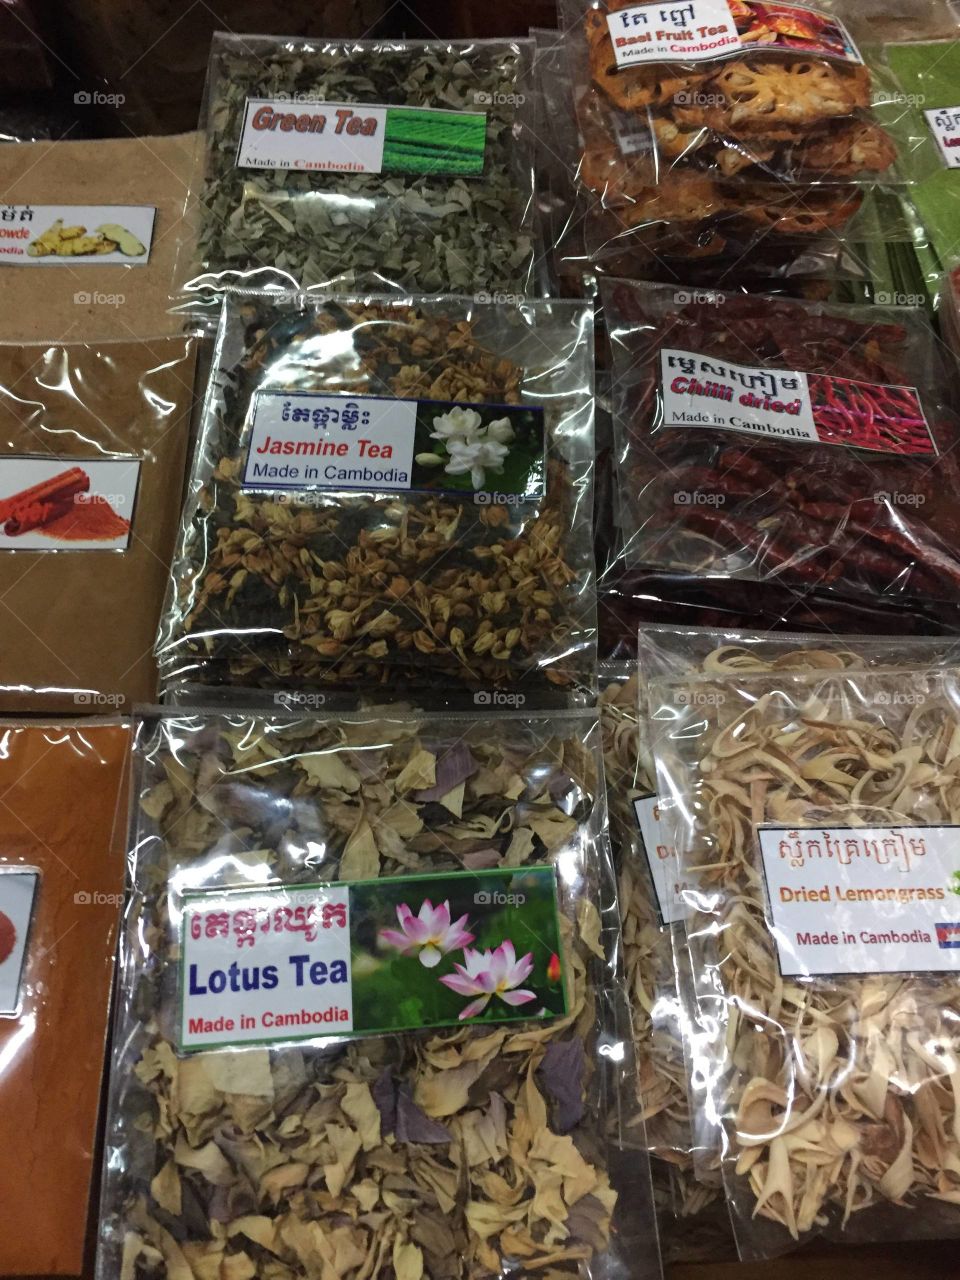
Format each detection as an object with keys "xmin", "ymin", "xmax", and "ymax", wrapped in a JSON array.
[{"xmin": 40, "ymin": 494, "xmax": 131, "ymax": 542}]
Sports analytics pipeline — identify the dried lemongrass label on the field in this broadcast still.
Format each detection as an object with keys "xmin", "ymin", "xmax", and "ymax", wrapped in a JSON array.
[
  {"xmin": 924, "ymin": 106, "xmax": 960, "ymax": 168},
  {"xmin": 0, "ymin": 457, "xmax": 139, "ymax": 551},
  {"xmin": 759, "ymin": 824, "xmax": 960, "ymax": 976},
  {"xmin": 0, "ymin": 869, "xmax": 38, "ymax": 1017},
  {"xmin": 244, "ymin": 390, "xmax": 546, "ymax": 498},
  {"xmin": 0, "ymin": 204, "xmax": 155, "ymax": 264},
  {"xmin": 237, "ymin": 99, "xmax": 488, "ymax": 175},
  {"xmin": 660, "ymin": 348, "xmax": 935, "ymax": 456},
  {"xmin": 632, "ymin": 795, "xmax": 685, "ymax": 925},
  {"xmin": 606, "ymin": 0, "xmax": 861, "ymax": 69},
  {"xmin": 180, "ymin": 866, "xmax": 565, "ymax": 1050}
]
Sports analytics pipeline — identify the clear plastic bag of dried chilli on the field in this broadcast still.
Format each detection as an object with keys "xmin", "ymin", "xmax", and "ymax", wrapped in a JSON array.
[
  {"xmin": 156, "ymin": 293, "xmax": 597, "ymax": 699},
  {"xmin": 178, "ymin": 35, "xmax": 537, "ymax": 324},
  {"xmin": 94, "ymin": 708, "xmax": 660, "ymax": 1280},
  {"xmin": 645, "ymin": 635, "xmax": 960, "ymax": 1257},
  {"xmin": 598, "ymin": 663, "xmax": 733, "ymax": 1263},
  {"xmin": 603, "ymin": 279, "xmax": 960, "ymax": 620}
]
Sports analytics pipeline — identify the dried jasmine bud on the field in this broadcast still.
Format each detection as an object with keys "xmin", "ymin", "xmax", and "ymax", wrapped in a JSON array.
[
  {"xmin": 157, "ymin": 296, "xmax": 596, "ymax": 696},
  {"xmin": 96, "ymin": 711, "xmax": 650, "ymax": 1279},
  {"xmin": 188, "ymin": 36, "xmax": 535, "ymax": 300}
]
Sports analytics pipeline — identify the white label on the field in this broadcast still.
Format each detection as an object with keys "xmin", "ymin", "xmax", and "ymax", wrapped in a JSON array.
[
  {"xmin": 924, "ymin": 107, "xmax": 960, "ymax": 169},
  {"xmin": 238, "ymin": 99, "xmax": 388, "ymax": 173},
  {"xmin": 0, "ymin": 870, "xmax": 38, "ymax": 1017},
  {"xmin": 236, "ymin": 99, "xmax": 487, "ymax": 176},
  {"xmin": 0, "ymin": 205, "xmax": 155, "ymax": 265},
  {"xmin": 634, "ymin": 796, "xmax": 686, "ymax": 925},
  {"xmin": 759, "ymin": 825, "xmax": 960, "ymax": 976},
  {"xmin": 181, "ymin": 885, "xmax": 353, "ymax": 1050},
  {"xmin": 244, "ymin": 393, "xmax": 414, "ymax": 492},
  {"xmin": 661, "ymin": 348, "xmax": 818, "ymax": 442},
  {"xmin": 606, "ymin": 0, "xmax": 861, "ymax": 69},
  {"xmin": 0, "ymin": 457, "xmax": 140, "ymax": 551}
]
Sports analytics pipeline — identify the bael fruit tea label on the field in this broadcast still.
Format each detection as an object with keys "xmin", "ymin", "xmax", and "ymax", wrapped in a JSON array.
[{"xmin": 179, "ymin": 866, "xmax": 566, "ymax": 1051}]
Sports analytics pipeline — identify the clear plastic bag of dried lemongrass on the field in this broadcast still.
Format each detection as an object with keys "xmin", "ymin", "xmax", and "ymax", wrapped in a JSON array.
[
  {"xmin": 95, "ymin": 708, "xmax": 661, "ymax": 1280},
  {"xmin": 645, "ymin": 635, "xmax": 960, "ymax": 1258},
  {"xmin": 155, "ymin": 292, "xmax": 597, "ymax": 701},
  {"xmin": 599, "ymin": 662, "xmax": 733, "ymax": 1263}
]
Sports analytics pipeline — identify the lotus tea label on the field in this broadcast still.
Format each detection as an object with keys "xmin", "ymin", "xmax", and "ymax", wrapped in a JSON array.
[
  {"xmin": 243, "ymin": 390, "xmax": 546, "ymax": 499},
  {"xmin": 237, "ymin": 99, "xmax": 487, "ymax": 176},
  {"xmin": 179, "ymin": 866, "xmax": 566, "ymax": 1050},
  {"xmin": 0, "ymin": 204, "xmax": 155, "ymax": 265},
  {"xmin": 606, "ymin": 0, "xmax": 861, "ymax": 69},
  {"xmin": 759, "ymin": 825, "xmax": 960, "ymax": 976},
  {"xmin": 0, "ymin": 869, "xmax": 38, "ymax": 1017}
]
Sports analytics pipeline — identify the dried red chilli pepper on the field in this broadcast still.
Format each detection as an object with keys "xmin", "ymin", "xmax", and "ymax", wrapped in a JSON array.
[{"xmin": 606, "ymin": 282, "xmax": 960, "ymax": 618}]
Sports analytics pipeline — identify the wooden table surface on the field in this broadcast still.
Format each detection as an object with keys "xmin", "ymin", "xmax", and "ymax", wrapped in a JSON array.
[{"xmin": 669, "ymin": 1238, "xmax": 955, "ymax": 1278}]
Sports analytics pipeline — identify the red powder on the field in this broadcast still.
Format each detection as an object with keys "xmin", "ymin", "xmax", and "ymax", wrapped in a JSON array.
[
  {"xmin": 39, "ymin": 495, "xmax": 130, "ymax": 542},
  {"xmin": 0, "ymin": 911, "xmax": 15, "ymax": 966}
]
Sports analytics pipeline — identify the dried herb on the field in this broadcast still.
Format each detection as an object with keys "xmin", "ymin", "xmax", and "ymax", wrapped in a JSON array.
[
  {"xmin": 157, "ymin": 296, "xmax": 596, "ymax": 696},
  {"xmin": 97, "ymin": 711, "xmax": 646, "ymax": 1279},
  {"xmin": 190, "ymin": 36, "xmax": 535, "ymax": 300},
  {"xmin": 599, "ymin": 666, "xmax": 731, "ymax": 1263}
]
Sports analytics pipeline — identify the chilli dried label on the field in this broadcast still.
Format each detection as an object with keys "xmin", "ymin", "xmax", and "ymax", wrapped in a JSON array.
[
  {"xmin": 97, "ymin": 710, "xmax": 644, "ymax": 1280},
  {"xmin": 759, "ymin": 824, "xmax": 960, "ymax": 976},
  {"xmin": 0, "ymin": 868, "xmax": 38, "ymax": 1016},
  {"xmin": 180, "ymin": 867, "xmax": 565, "ymax": 1050},
  {"xmin": 661, "ymin": 348, "xmax": 935, "ymax": 455},
  {"xmin": 605, "ymin": 0, "xmax": 861, "ymax": 69},
  {"xmin": 0, "ymin": 456, "xmax": 139, "ymax": 549},
  {"xmin": 158, "ymin": 295, "xmax": 595, "ymax": 694}
]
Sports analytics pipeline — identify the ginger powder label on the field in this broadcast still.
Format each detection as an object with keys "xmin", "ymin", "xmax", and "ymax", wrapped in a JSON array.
[
  {"xmin": 237, "ymin": 99, "xmax": 487, "ymax": 175},
  {"xmin": 759, "ymin": 825, "xmax": 960, "ymax": 976},
  {"xmin": 0, "ymin": 204, "xmax": 155, "ymax": 264},
  {"xmin": 0, "ymin": 870, "xmax": 39, "ymax": 1017},
  {"xmin": 179, "ymin": 867, "xmax": 565, "ymax": 1051}
]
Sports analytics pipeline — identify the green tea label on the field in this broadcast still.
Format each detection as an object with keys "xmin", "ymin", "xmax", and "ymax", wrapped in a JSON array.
[
  {"xmin": 243, "ymin": 390, "xmax": 546, "ymax": 500},
  {"xmin": 237, "ymin": 98, "xmax": 487, "ymax": 175},
  {"xmin": 179, "ymin": 866, "xmax": 566, "ymax": 1050}
]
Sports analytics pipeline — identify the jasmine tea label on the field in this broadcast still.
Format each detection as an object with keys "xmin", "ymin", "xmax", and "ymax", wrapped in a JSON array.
[
  {"xmin": 179, "ymin": 866, "xmax": 565, "ymax": 1051},
  {"xmin": 237, "ymin": 99, "xmax": 487, "ymax": 175},
  {"xmin": 243, "ymin": 390, "xmax": 545, "ymax": 499}
]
